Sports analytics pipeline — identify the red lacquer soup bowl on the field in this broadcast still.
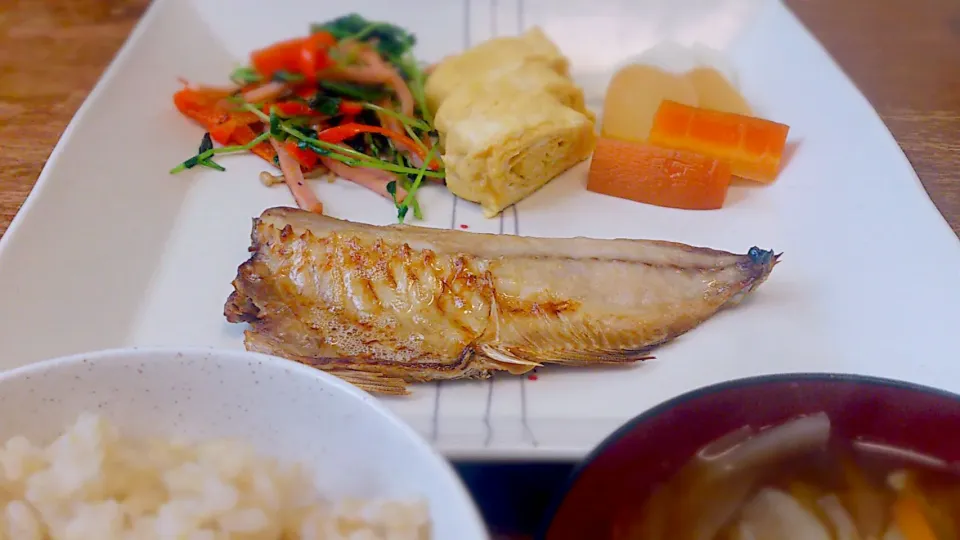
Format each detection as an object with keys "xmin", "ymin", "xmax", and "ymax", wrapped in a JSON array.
[{"xmin": 538, "ymin": 373, "xmax": 960, "ymax": 539}]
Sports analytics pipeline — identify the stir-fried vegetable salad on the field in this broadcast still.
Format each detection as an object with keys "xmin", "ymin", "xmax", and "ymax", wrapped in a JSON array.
[{"xmin": 170, "ymin": 14, "xmax": 441, "ymax": 222}]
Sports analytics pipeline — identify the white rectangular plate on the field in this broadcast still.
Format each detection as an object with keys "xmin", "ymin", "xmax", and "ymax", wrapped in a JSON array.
[{"xmin": 1, "ymin": 0, "xmax": 959, "ymax": 460}]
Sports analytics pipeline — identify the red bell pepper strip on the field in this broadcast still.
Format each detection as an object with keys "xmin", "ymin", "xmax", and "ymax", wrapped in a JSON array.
[
  {"xmin": 174, "ymin": 87, "xmax": 265, "ymax": 144},
  {"xmin": 173, "ymin": 86, "xmax": 281, "ymax": 166},
  {"xmin": 299, "ymin": 32, "xmax": 337, "ymax": 82},
  {"xmin": 284, "ymin": 92, "xmax": 364, "ymax": 117},
  {"xmin": 338, "ymin": 100, "xmax": 364, "ymax": 115},
  {"xmin": 250, "ymin": 37, "xmax": 305, "ymax": 79},
  {"xmin": 283, "ymin": 140, "xmax": 320, "ymax": 170},
  {"xmin": 172, "ymin": 86, "xmax": 229, "ymax": 109},
  {"xmin": 208, "ymin": 120, "xmax": 236, "ymax": 145},
  {"xmin": 317, "ymin": 123, "xmax": 440, "ymax": 170},
  {"xmin": 295, "ymin": 86, "xmax": 317, "ymax": 100},
  {"xmin": 173, "ymin": 88, "xmax": 240, "ymax": 145}
]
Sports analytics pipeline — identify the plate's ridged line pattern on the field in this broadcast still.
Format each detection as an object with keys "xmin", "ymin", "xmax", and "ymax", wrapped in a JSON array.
[
  {"xmin": 482, "ymin": 214, "xmax": 504, "ymax": 448},
  {"xmin": 433, "ymin": 0, "xmax": 541, "ymax": 449},
  {"xmin": 518, "ymin": 0, "xmax": 525, "ymax": 32},
  {"xmin": 482, "ymin": 1, "xmax": 502, "ymax": 449},
  {"xmin": 431, "ymin": 0, "xmax": 472, "ymax": 445},
  {"xmin": 431, "ymin": 381, "xmax": 442, "ymax": 442},
  {"xmin": 515, "ymin": 204, "xmax": 538, "ymax": 447},
  {"xmin": 515, "ymin": 0, "xmax": 537, "ymax": 448},
  {"xmin": 483, "ymin": 371, "xmax": 495, "ymax": 447}
]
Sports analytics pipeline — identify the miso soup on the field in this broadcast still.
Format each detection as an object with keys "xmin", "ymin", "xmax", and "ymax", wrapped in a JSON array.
[{"xmin": 618, "ymin": 413, "xmax": 960, "ymax": 539}]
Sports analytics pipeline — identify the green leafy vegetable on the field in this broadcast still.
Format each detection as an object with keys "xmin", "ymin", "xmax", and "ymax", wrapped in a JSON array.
[
  {"xmin": 241, "ymin": 103, "xmax": 444, "ymax": 179},
  {"xmin": 309, "ymin": 95, "xmax": 342, "ymax": 116},
  {"xmin": 392, "ymin": 146, "xmax": 436, "ymax": 223},
  {"xmin": 385, "ymin": 180, "xmax": 398, "ymax": 204},
  {"xmin": 198, "ymin": 132, "xmax": 214, "ymax": 154},
  {"xmin": 297, "ymin": 141, "xmax": 332, "ymax": 157},
  {"xmin": 180, "ymin": 154, "xmax": 225, "ymax": 171},
  {"xmin": 172, "ymin": 18, "xmax": 445, "ymax": 221},
  {"xmin": 293, "ymin": 126, "xmax": 318, "ymax": 141},
  {"xmin": 271, "ymin": 70, "xmax": 305, "ymax": 83},
  {"xmin": 178, "ymin": 132, "xmax": 226, "ymax": 171},
  {"xmin": 311, "ymin": 13, "xmax": 416, "ymax": 59},
  {"xmin": 319, "ymin": 81, "xmax": 388, "ymax": 102},
  {"xmin": 409, "ymin": 198, "xmax": 423, "ymax": 220},
  {"xmin": 363, "ymin": 102, "xmax": 432, "ymax": 131},
  {"xmin": 229, "ymin": 66, "xmax": 262, "ymax": 86},
  {"xmin": 268, "ymin": 107, "xmax": 284, "ymax": 139},
  {"xmin": 403, "ymin": 123, "xmax": 429, "ymax": 154},
  {"xmin": 170, "ymin": 132, "xmax": 270, "ymax": 174},
  {"xmin": 392, "ymin": 154, "xmax": 424, "ymax": 220}
]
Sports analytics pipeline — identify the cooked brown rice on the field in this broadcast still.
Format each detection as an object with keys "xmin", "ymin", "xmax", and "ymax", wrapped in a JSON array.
[{"xmin": 0, "ymin": 413, "xmax": 429, "ymax": 539}]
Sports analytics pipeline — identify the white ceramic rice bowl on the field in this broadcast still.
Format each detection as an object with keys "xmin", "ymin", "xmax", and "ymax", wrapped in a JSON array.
[{"xmin": 0, "ymin": 347, "xmax": 488, "ymax": 539}]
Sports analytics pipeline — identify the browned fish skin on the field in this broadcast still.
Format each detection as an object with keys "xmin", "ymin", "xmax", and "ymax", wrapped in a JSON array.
[{"xmin": 225, "ymin": 207, "xmax": 779, "ymax": 394}]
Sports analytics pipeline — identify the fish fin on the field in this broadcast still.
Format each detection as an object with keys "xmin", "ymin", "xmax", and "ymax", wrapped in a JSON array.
[
  {"xmin": 242, "ymin": 331, "xmax": 410, "ymax": 394},
  {"xmin": 528, "ymin": 347, "xmax": 655, "ymax": 366},
  {"xmin": 323, "ymin": 369, "xmax": 410, "ymax": 396},
  {"xmin": 477, "ymin": 296, "xmax": 657, "ymax": 373},
  {"xmin": 477, "ymin": 342, "xmax": 652, "ymax": 374},
  {"xmin": 477, "ymin": 344, "xmax": 543, "ymax": 375}
]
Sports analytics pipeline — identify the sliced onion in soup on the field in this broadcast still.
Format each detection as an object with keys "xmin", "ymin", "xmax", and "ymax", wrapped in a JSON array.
[
  {"xmin": 696, "ymin": 425, "xmax": 756, "ymax": 462},
  {"xmin": 840, "ymin": 456, "xmax": 889, "ymax": 538},
  {"xmin": 700, "ymin": 413, "xmax": 831, "ymax": 476},
  {"xmin": 818, "ymin": 494, "xmax": 863, "ymax": 540},
  {"xmin": 737, "ymin": 488, "xmax": 832, "ymax": 540},
  {"xmin": 667, "ymin": 414, "xmax": 832, "ymax": 540},
  {"xmin": 684, "ymin": 475, "xmax": 759, "ymax": 540}
]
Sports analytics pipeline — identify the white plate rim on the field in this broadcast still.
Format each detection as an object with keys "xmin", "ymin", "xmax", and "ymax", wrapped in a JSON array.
[{"xmin": 1, "ymin": 0, "xmax": 959, "ymax": 461}]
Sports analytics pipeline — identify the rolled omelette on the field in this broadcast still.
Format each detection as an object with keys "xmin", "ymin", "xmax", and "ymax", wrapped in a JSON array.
[
  {"xmin": 441, "ymin": 90, "xmax": 597, "ymax": 218},
  {"xmin": 425, "ymin": 27, "xmax": 569, "ymax": 115},
  {"xmin": 435, "ymin": 62, "xmax": 595, "ymax": 137}
]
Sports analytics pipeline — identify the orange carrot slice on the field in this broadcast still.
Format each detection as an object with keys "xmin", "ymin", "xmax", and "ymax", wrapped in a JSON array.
[
  {"xmin": 230, "ymin": 125, "xmax": 276, "ymax": 164},
  {"xmin": 894, "ymin": 492, "xmax": 938, "ymax": 540},
  {"xmin": 648, "ymin": 100, "xmax": 790, "ymax": 183},
  {"xmin": 173, "ymin": 88, "xmax": 270, "ymax": 152},
  {"xmin": 173, "ymin": 88, "xmax": 232, "ymax": 135},
  {"xmin": 586, "ymin": 137, "xmax": 731, "ymax": 210}
]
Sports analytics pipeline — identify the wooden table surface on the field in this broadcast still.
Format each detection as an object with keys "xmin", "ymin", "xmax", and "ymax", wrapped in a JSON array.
[
  {"xmin": 1, "ymin": 0, "xmax": 959, "ymax": 239},
  {"xmin": 1, "ymin": 0, "xmax": 959, "ymax": 536}
]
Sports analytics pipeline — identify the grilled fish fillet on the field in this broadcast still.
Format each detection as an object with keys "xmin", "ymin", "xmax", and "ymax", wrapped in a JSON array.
[{"xmin": 225, "ymin": 208, "xmax": 779, "ymax": 395}]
